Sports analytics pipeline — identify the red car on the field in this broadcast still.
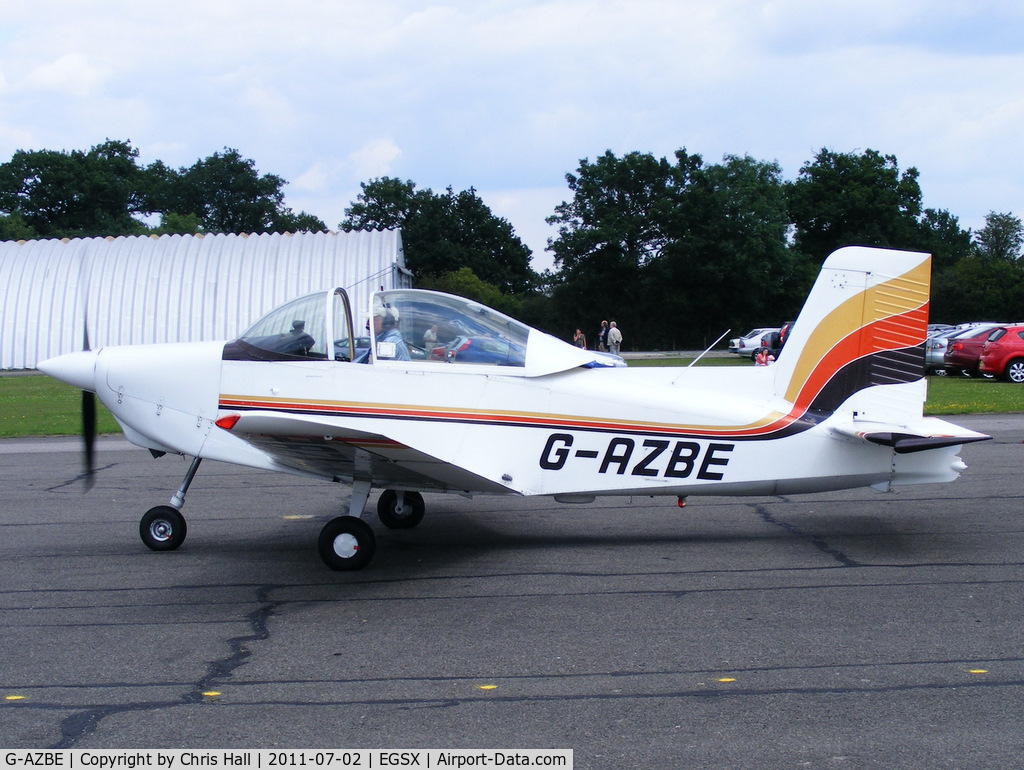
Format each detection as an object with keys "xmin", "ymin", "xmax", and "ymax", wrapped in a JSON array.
[
  {"xmin": 979, "ymin": 325, "xmax": 1024, "ymax": 383},
  {"xmin": 943, "ymin": 324, "xmax": 1002, "ymax": 377}
]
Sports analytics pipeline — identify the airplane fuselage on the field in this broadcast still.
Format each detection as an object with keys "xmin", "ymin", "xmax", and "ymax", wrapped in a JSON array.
[{"xmin": 83, "ymin": 341, "xmax": 965, "ymax": 502}]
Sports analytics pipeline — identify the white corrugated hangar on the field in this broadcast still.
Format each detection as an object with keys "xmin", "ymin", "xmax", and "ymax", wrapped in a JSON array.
[{"xmin": 0, "ymin": 229, "xmax": 410, "ymax": 370}]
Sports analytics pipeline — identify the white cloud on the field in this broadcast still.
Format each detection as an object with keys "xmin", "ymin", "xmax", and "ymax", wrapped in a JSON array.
[
  {"xmin": 349, "ymin": 139, "xmax": 403, "ymax": 181},
  {"xmin": 480, "ymin": 186, "xmax": 567, "ymax": 272},
  {"xmin": 292, "ymin": 162, "xmax": 331, "ymax": 193},
  {"xmin": 24, "ymin": 53, "xmax": 108, "ymax": 97}
]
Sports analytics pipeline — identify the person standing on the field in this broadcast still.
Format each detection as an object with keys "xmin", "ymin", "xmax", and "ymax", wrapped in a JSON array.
[
  {"xmin": 607, "ymin": 321, "xmax": 622, "ymax": 355},
  {"xmin": 597, "ymin": 320, "xmax": 609, "ymax": 351},
  {"xmin": 573, "ymin": 328, "xmax": 587, "ymax": 349}
]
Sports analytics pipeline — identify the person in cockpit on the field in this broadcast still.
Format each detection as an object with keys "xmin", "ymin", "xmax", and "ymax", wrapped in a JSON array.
[{"xmin": 372, "ymin": 299, "xmax": 411, "ymax": 361}]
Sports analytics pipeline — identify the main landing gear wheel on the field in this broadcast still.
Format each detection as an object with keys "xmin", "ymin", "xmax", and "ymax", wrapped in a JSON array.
[
  {"xmin": 319, "ymin": 516, "xmax": 376, "ymax": 571},
  {"xmin": 376, "ymin": 490, "xmax": 425, "ymax": 529},
  {"xmin": 140, "ymin": 505, "xmax": 187, "ymax": 551}
]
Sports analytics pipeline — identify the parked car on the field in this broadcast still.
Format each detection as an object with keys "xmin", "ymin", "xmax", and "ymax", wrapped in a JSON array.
[
  {"xmin": 979, "ymin": 325, "xmax": 1024, "ymax": 382},
  {"xmin": 943, "ymin": 324, "xmax": 1003, "ymax": 377},
  {"xmin": 760, "ymin": 321, "xmax": 794, "ymax": 359},
  {"xmin": 925, "ymin": 327, "xmax": 958, "ymax": 374},
  {"xmin": 925, "ymin": 323, "xmax": 991, "ymax": 375},
  {"xmin": 728, "ymin": 327, "xmax": 778, "ymax": 359}
]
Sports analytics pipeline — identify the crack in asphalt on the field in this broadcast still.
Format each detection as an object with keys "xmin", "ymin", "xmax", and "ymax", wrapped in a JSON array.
[
  {"xmin": 51, "ymin": 583, "xmax": 281, "ymax": 749},
  {"xmin": 753, "ymin": 503, "xmax": 862, "ymax": 567},
  {"xmin": 45, "ymin": 464, "xmax": 119, "ymax": 491}
]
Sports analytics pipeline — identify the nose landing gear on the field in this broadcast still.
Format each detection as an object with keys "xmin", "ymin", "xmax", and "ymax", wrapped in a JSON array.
[{"xmin": 139, "ymin": 456, "xmax": 201, "ymax": 552}]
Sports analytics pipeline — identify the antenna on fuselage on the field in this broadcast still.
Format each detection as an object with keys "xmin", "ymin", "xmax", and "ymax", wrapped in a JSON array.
[{"xmin": 687, "ymin": 329, "xmax": 730, "ymax": 368}]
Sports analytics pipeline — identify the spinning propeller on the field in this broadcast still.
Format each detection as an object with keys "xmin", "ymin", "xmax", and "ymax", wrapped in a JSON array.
[
  {"xmin": 38, "ymin": 307, "xmax": 100, "ymax": 489},
  {"xmin": 81, "ymin": 322, "xmax": 96, "ymax": 489},
  {"xmin": 36, "ymin": 268, "xmax": 104, "ymax": 489}
]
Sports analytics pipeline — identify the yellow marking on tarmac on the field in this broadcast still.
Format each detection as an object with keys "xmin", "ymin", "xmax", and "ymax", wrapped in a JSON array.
[
  {"xmin": 478, "ymin": 685, "xmax": 498, "ymax": 690},
  {"xmin": 969, "ymin": 669, "xmax": 988, "ymax": 674},
  {"xmin": 5, "ymin": 695, "xmax": 25, "ymax": 701},
  {"xmin": 202, "ymin": 691, "xmax": 222, "ymax": 697},
  {"xmin": 717, "ymin": 678, "xmax": 737, "ymax": 683},
  {"xmin": 284, "ymin": 515, "xmax": 314, "ymax": 520}
]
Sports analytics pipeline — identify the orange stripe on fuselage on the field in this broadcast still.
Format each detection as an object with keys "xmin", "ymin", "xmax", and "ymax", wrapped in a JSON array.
[{"xmin": 219, "ymin": 394, "xmax": 793, "ymax": 440}]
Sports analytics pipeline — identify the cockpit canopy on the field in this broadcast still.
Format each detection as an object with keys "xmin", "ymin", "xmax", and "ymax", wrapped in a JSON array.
[
  {"xmin": 371, "ymin": 290, "xmax": 529, "ymax": 366},
  {"xmin": 226, "ymin": 287, "xmax": 625, "ymax": 376}
]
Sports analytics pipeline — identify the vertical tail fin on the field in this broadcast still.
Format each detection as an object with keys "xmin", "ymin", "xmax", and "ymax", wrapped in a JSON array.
[{"xmin": 772, "ymin": 246, "xmax": 931, "ymax": 419}]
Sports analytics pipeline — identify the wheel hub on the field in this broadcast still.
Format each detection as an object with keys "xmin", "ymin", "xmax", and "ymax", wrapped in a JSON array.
[
  {"xmin": 332, "ymin": 533, "xmax": 360, "ymax": 558},
  {"xmin": 149, "ymin": 520, "xmax": 173, "ymax": 542}
]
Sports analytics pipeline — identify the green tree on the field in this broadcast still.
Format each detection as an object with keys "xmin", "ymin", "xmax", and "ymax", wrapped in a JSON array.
[
  {"xmin": 546, "ymin": 150, "xmax": 695, "ymax": 346},
  {"xmin": 342, "ymin": 178, "xmax": 536, "ymax": 294},
  {"xmin": 651, "ymin": 154, "xmax": 798, "ymax": 347},
  {"xmin": 916, "ymin": 208, "xmax": 973, "ymax": 272},
  {"xmin": 0, "ymin": 139, "xmax": 150, "ymax": 238},
  {"xmin": 786, "ymin": 148, "xmax": 923, "ymax": 261},
  {"xmin": 342, "ymin": 177, "xmax": 422, "ymax": 230},
  {"xmin": 0, "ymin": 212, "xmax": 36, "ymax": 240},
  {"xmin": 151, "ymin": 211, "xmax": 203, "ymax": 236},
  {"xmin": 973, "ymin": 211, "xmax": 1024, "ymax": 263},
  {"xmin": 148, "ymin": 148, "xmax": 325, "ymax": 234},
  {"xmin": 546, "ymin": 150, "xmax": 800, "ymax": 349},
  {"xmin": 931, "ymin": 255, "xmax": 1024, "ymax": 322},
  {"xmin": 415, "ymin": 267, "xmax": 518, "ymax": 316}
]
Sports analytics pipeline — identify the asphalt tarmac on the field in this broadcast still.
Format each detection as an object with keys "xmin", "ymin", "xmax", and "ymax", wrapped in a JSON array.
[{"xmin": 2, "ymin": 415, "xmax": 1023, "ymax": 768}]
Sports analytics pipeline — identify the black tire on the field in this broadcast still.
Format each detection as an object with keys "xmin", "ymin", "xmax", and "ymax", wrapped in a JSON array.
[
  {"xmin": 140, "ymin": 505, "xmax": 187, "ymax": 551},
  {"xmin": 318, "ymin": 516, "xmax": 376, "ymax": 570},
  {"xmin": 376, "ymin": 489, "xmax": 425, "ymax": 529},
  {"xmin": 1005, "ymin": 358, "xmax": 1024, "ymax": 383},
  {"xmin": 972, "ymin": 364, "xmax": 995, "ymax": 380}
]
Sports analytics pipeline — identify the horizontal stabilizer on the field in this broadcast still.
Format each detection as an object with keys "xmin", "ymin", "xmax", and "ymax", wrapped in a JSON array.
[
  {"xmin": 861, "ymin": 432, "xmax": 991, "ymax": 454},
  {"xmin": 833, "ymin": 420, "xmax": 991, "ymax": 454}
]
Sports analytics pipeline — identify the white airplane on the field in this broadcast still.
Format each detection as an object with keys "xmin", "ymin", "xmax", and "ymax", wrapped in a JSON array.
[{"xmin": 39, "ymin": 246, "xmax": 989, "ymax": 570}]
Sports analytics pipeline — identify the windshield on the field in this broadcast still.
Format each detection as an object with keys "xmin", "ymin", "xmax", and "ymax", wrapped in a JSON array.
[
  {"xmin": 227, "ymin": 289, "xmax": 356, "ymax": 362},
  {"xmin": 370, "ymin": 290, "xmax": 529, "ymax": 366}
]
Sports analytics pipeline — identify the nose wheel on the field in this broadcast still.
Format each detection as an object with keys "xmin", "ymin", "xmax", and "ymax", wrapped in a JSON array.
[{"xmin": 140, "ymin": 505, "xmax": 187, "ymax": 551}]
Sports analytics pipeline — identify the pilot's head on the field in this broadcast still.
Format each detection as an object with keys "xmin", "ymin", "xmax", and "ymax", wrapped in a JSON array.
[{"xmin": 372, "ymin": 298, "xmax": 400, "ymax": 333}]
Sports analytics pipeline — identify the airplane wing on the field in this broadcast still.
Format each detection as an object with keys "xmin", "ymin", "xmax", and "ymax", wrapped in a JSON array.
[{"xmin": 227, "ymin": 411, "xmax": 512, "ymax": 495}]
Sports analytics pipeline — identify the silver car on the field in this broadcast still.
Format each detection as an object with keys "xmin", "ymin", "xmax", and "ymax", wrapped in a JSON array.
[{"xmin": 728, "ymin": 327, "xmax": 778, "ymax": 358}]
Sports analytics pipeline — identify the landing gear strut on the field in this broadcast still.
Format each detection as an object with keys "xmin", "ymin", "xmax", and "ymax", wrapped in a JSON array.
[{"xmin": 139, "ymin": 456, "xmax": 201, "ymax": 552}]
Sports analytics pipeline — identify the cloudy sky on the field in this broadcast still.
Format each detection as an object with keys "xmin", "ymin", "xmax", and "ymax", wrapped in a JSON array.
[{"xmin": 2, "ymin": 0, "xmax": 1022, "ymax": 271}]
